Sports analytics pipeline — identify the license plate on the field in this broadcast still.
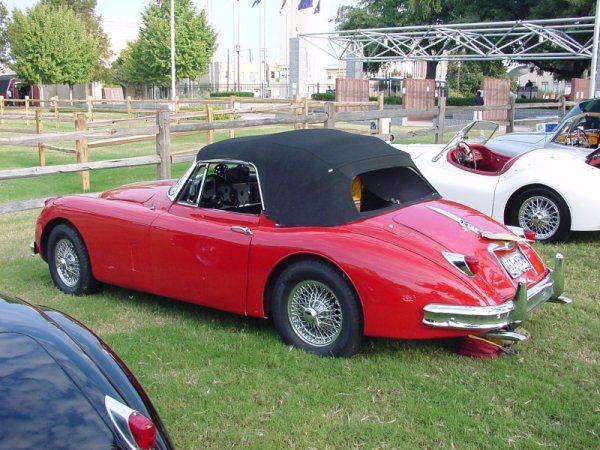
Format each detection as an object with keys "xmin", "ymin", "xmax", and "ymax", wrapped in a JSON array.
[{"xmin": 499, "ymin": 249, "xmax": 532, "ymax": 278}]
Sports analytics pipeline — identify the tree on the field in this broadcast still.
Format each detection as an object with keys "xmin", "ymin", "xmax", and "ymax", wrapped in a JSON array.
[
  {"xmin": 0, "ymin": 1, "xmax": 9, "ymax": 69},
  {"xmin": 39, "ymin": 0, "xmax": 112, "ymax": 82},
  {"xmin": 7, "ymin": 4, "xmax": 98, "ymax": 98},
  {"xmin": 446, "ymin": 61, "xmax": 507, "ymax": 96},
  {"xmin": 124, "ymin": 0, "xmax": 217, "ymax": 86}
]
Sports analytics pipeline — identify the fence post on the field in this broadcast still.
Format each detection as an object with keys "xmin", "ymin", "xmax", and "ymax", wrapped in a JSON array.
[
  {"xmin": 324, "ymin": 102, "xmax": 336, "ymax": 129},
  {"xmin": 87, "ymin": 95, "xmax": 93, "ymax": 121},
  {"xmin": 302, "ymin": 97, "xmax": 309, "ymax": 129},
  {"xmin": 0, "ymin": 96, "xmax": 4, "ymax": 125},
  {"xmin": 156, "ymin": 110, "xmax": 171, "ymax": 180},
  {"xmin": 54, "ymin": 96, "xmax": 60, "ymax": 129},
  {"xmin": 507, "ymin": 97, "xmax": 516, "ymax": 134},
  {"xmin": 35, "ymin": 109, "xmax": 45, "ymax": 166},
  {"xmin": 293, "ymin": 94, "xmax": 300, "ymax": 130},
  {"xmin": 435, "ymin": 97, "xmax": 447, "ymax": 144},
  {"xmin": 127, "ymin": 96, "xmax": 132, "ymax": 119},
  {"xmin": 74, "ymin": 113, "xmax": 90, "ymax": 192},
  {"xmin": 377, "ymin": 93, "xmax": 385, "ymax": 133},
  {"xmin": 228, "ymin": 96, "xmax": 235, "ymax": 139},
  {"xmin": 206, "ymin": 103, "xmax": 215, "ymax": 144},
  {"xmin": 25, "ymin": 96, "xmax": 30, "ymax": 126}
]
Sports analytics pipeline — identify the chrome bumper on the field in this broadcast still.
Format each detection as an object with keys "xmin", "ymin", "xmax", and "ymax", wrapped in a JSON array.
[
  {"xmin": 422, "ymin": 253, "xmax": 572, "ymax": 331},
  {"xmin": 30, "ymin": 240, "xmax": 38, "ymax": 257}
]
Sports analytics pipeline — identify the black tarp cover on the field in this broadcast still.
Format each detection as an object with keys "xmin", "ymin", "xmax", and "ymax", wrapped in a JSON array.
[{"xmin": 197, "ymin": 129, "xmax": 438, "ymax": 226}]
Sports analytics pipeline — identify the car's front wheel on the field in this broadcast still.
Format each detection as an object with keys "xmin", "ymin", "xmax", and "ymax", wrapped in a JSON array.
[
  {"xmin": 508, "ymin": 187, "xmax": 571, "ymax": 243},
  {"xmin": 272, "ymin": 260, "xmax": 362, "ymax": 357},
  {"xmin": 47, "ymin": 224, "xmax": 99, "ymax": 295}
]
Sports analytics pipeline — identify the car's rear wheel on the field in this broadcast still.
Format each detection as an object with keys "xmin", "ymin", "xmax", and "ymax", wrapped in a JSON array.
[
  {"xmin": 272, "ymin": 260, "xmax": 362, "ymax": 357},
  {"xmin": 508, "ymin": 187, "xmax": 571, "ymax": 243},
  {"xmin": 47, "ymin": 224, "xmax": 98, "ymax": 295}
]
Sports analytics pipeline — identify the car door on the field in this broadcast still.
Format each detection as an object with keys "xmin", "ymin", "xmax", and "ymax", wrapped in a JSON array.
[
  {"xmin": 149, "ymin": 163, "xmax": 260, "ymax": 315},
  {"xmin": 417, "ymin": 152, "xmax": 500, "ymax": 216},
  {"xmin": 150, "ymin": 205, "xmax": 258, "ymax": 315}
]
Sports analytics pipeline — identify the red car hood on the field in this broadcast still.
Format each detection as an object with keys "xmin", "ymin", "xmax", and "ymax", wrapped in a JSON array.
[{"xmin": 100, "ymin": 180, "xmax": 174, "ymax": 205}]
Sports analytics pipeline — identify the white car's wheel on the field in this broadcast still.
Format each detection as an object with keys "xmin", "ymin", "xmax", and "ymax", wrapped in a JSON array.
[{"xmin": 508, "ymin": 188, "xmax": 571, "ymax": 243}]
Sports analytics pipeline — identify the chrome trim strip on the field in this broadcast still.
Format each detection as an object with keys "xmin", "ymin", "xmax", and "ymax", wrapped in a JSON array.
[{"xmin": 427, "ymin": 205, "xmax": 481, "ymax": 235}]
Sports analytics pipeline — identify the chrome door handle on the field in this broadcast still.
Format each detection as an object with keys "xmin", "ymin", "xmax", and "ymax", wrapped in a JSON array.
[{"xmin": 230, "ymin": 226, "xmax": 253, "ymax": 236}]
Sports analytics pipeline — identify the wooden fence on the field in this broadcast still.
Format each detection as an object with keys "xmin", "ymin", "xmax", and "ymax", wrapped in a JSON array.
[{"xmin": 0, "ymin": 95, "xmax": 575, "ymax": 212}]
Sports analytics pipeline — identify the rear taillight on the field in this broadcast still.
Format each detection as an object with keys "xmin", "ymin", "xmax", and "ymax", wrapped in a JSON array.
[
  {"xmin": 129, "ymin": 412, "xmax": 156, "ymax": 450},
  {"xmin": 464, "ymin": 255, "xmax": 480, "ymax": 275},
  {"xmin": 105, "ymin": 395, "xmax": 157, "ymax": 450},
  {"xmin": 523, "ymin": 229, "xmax": 536, "ymax": 241},
  {"xmin": 443, "ymin": 252, "xmax": 479, "ymax": 277}
]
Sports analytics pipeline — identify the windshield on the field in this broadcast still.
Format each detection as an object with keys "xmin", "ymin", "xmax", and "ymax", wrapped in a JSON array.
[
  {"xmin": 551, "ymin": 112, "xmax": 600, "ymax": 149},
  {"xmin": 557, "ymin": 98, "xmax": 600, "ymax": 128},
  {"xmin": 434, "ymin": 121, "xmax": 499, "ymax": 161}
]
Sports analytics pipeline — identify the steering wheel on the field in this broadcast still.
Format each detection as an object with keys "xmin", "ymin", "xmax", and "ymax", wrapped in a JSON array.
[
  {"xmin": 572, "ymin": 128, "xmax": 590, "ymax": 147},
  {"xmin": 200, "ymin": 174, "xmax": 237, "ymax": 209},
  {"xmin": 456, "ymin": 141, "xmax": 477, "ymax": 169}
]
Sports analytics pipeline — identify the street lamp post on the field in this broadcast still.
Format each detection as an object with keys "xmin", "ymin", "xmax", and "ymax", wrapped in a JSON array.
[{"xmin": 236, "ymin": 44, "xmax": 241, "ymax": 91}]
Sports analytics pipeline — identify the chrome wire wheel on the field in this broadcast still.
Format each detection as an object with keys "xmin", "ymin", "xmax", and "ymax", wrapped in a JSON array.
[
  {"xmin": 287, "ymin": 280, "xmax": 343, "ymax": 347},
  {"xmin": 54, "ymin": 238, "xmax": 81, "ymax": 288},
  {"xmin": 518, "ymin": 195, "xmax": 560, "ymax": 241}
]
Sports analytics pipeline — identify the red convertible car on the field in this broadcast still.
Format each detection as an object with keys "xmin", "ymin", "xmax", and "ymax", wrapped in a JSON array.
[{"xmin": 32, "ymin": 129, "xmax": 571, "ymax": 356}]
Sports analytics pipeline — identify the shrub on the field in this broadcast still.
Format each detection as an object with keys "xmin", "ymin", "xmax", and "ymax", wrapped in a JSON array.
[
  {"xmin": 311, "ymin": 93, "xmax": 336, "ymax": 101},
  {"xmin": 210, "ymin": 91, "xmax": 255, "ymax": 98}
]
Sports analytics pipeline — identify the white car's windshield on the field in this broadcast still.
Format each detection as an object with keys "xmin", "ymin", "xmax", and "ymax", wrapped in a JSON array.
[{"xmin": 434, "ymin": 121, "xmax": 499, "ymax": 161}]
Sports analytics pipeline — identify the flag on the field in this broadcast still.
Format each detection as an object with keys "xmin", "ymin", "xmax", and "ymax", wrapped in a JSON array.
[
  {"xmin": 252, "ymin": 0, "xmax": 261, "ymax": 7},
  {"xmin": 298, "ymin": 0, "xmax": 312, "ymax": 10},
  {"xmin": 329, "ymin": 7, "xmax": 342, "ymax": 22},
  {"xmin": 313, "ymin": 0, "xmax": 320, "ymax": 13},
  {"xmin": 280, "ymin": 0, "xmax": 286, "ymax": 12}
]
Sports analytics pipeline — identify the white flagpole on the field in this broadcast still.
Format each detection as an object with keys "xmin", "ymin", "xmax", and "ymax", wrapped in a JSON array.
[
  {"xmin": 171, "ymin": 0, "xmax": 175, "ymax": 104},
  {"xmin": 590, "ymin": 0, "xmax": 600, "ymax": 97}
]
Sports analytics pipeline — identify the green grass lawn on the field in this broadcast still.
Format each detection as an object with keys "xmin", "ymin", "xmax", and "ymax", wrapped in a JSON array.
[
  {"xmin": 0, "ymin": 115, "xmax": 598, "ymax": 449},
  {"xmin": 1, "ymin": 210, "xmax": 599, "ymax": 449}
]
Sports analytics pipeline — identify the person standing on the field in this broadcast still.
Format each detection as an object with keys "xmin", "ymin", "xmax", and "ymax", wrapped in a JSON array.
[{"xmin": 474, "ymin": 90, "xmax": 484, "ymax": 121}]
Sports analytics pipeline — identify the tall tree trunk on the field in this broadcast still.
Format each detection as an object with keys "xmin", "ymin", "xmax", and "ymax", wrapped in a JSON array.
[{"xmin": 426, "ymin": 61, "xmax": 438, "ymax": 80}]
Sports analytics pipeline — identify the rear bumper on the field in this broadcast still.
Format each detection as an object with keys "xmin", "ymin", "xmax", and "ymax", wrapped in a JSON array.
[
  {"xmin": 30, "ymin": 240, "xmax": 38, "ymax": 257},
  {"xmin": 422, "ymin": 253, "xmax": 572, "ymax": 330}
]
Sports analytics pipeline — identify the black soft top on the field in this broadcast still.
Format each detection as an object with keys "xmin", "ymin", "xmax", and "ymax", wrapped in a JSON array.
[{"xmin": 197, "ymin": 129, "xmax": 438, "ymax": 226}]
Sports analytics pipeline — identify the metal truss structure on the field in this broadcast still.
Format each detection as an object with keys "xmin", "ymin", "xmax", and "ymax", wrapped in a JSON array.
[{"xmin": 300, "ymin": 17, "xmax": 595, "ymax": 63}]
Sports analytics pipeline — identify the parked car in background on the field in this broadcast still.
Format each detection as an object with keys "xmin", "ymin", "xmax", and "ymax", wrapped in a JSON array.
[
  {"xmin": 31, "ymin": 129, "xmax": 570, "ymax": 357},
  {"xmin": 397, "ymin": 121, "xmax": 600, "ymax": 243},
  {"xmin": 487, "ymin": 97, "xmax": 600, "ymax": 156},
  {"xmin": 0, "ymin": 292, "xmax": 173, "ymax": 450}
]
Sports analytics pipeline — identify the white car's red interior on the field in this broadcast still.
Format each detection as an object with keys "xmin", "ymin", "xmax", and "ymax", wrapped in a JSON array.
[{"xmin": 447, "ymin": 143, "xmax": 528, "ymax": 175}]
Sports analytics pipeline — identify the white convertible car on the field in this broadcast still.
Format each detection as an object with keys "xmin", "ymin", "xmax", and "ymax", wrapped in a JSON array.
[{"xmin": 396, "ymin": 121, "xmax": 600, "ymax": 243}]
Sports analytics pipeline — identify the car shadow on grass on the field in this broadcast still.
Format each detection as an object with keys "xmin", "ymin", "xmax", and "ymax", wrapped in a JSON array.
[{"xmin": 94, "ymin": 285, "xmax": 466, "ymax": 359}]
